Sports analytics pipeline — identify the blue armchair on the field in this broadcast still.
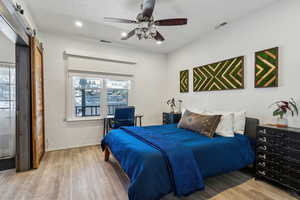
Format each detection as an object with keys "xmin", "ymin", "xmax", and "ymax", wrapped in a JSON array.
[{"xmin": 109, "ymin": 106, "xmax": 135, "ymax": 129}]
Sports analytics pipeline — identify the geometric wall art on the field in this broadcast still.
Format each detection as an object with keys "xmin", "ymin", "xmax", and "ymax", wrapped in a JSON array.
[
  {"xmin": 193, "ymin": 56, "xmax": 244, "ymax": 92},
  {"xmin": 255, "ymin": 47, "xmax": 279, "ymax": 88},
  {"xmin": 180, "ymin": 70, "xmax": 189, "ymax": 93}
]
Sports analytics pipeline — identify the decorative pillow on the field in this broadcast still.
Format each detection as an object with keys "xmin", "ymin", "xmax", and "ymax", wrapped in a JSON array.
[
  {"xmin": 206, "ymin": 112, "xmax": 235, "ymax": 137},
  {"xmin": 178, "ymin": 110, "xmax": 221, "ymax": 138},
  {"xmin": 234, "ymin": 111, "xmax": 246, "ymax": 134},
  {"xmin": 181, "ymin": 108, "xmax": 206, "ymax": 115}
]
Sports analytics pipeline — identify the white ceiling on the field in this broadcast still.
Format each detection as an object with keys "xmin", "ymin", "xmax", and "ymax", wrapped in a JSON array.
[{"xmin": 25, "ymin": 0, "xmax": 279, "ymax": 53}]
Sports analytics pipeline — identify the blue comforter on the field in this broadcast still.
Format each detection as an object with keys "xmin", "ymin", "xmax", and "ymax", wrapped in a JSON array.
[
  {"xmin": 101, "ymin": 124, "xmax": 254, "ymax": 200},
  {"xmin": 120, "ymin": 126, "xmax": 204, "ymax": 197}
]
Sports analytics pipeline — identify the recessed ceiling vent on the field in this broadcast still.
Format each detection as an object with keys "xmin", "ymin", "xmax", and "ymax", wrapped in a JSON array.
[
  {"xmin": 215, "ymin": 22, "xmax": 228, "ymax": 30},
  {"xmin": 99, "ymin": 40, "xmax": 112, "ymax": 44}
]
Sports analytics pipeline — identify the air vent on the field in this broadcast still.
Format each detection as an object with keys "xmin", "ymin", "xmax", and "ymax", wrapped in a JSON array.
[
  {"xmin": 99, "ymin": 40, "xmax": 112, "ymax": 44},
  {"xmin": 215, "ymin": 22, "xmax": 228, "ymax": 30}
]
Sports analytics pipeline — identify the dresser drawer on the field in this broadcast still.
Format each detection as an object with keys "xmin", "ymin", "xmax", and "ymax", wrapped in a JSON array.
[
  {"xmin": 257, "ymin": 127, "xmax": 286, "ymax": 138},
  {"xmin": 287, "ymin": 131, "xmax": 300, "ymax": 142},
  {"xmin": 256, "ymin": 168, "xmax": 285, "ymax": 182},
  {"xmin": 284, "ymin": 157, "xmax": 300, "ymax": 169},
  {"xmin": 289, "ymin": 169, "xmax": 300, "ymax": 180},
  {"xmin": 163, "ymin": 119, "xmax": 171, "ymax": 123},
  {"xmin": 257, "ymin": 135, "xmax": 287, "ymax": 146},
  {"xmin": 288, "ymin": 177, "xmax": 300, "ymax": 191},
  {"xmin": 256, "ymin": 152, "xmax": 282, "ymax": 163},
  {"xmin": 162, "ymin": 113, "xmax": 182, "ymax": 124},
  {"xmin": 256, "ymin": 160, "xmax": 282, "ymax": 172},
  {"xmin": 256, "ymin": 144, "xmax": 285, "ymax": 155},
  {"xmin": 287, "ymin": 148, "xmax": 300, "ymax": 161},
  {"xmin": 287, "ymin": 139, "xmax": 300, "ymax": 152}
]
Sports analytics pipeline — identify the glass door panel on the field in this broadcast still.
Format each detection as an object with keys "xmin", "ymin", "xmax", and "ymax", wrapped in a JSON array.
[{"xmin": 0, "ymin": 31, "xmax": 16, "ymax": 159}]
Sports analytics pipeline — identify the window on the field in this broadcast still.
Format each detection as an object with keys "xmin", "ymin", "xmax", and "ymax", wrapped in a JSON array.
[
  {"xmin": 67, "ymin": 72, "xmax": 132, "ymax": 121},
  {"xmin": 72, "ymin": 76, "xmax": 102, "ymax": 117},
  {"xmin": 106, "ymin": 79, "xmax": 130, "ymax": 115}
]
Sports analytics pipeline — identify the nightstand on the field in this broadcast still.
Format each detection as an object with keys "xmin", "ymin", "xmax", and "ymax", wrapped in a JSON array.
[
  {"xmin": 256, "ymin": 125, "xmax": 300, "ymax": 194},
  {"xmin": 162, "ymin": 112, "xmax": 182, "ymax": 124}
]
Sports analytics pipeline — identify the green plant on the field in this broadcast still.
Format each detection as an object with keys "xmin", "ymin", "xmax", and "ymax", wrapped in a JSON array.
[
  {"xmin": 167, "ymin": 98, "xmax": 176, "ymax": 112},
  {"xmin": 270, "ymin": 98, "xmax": 299, "ymax": 119},
  {"xmin": 167, "ymin": 98, "xmax": 182, "ymax": 113}
]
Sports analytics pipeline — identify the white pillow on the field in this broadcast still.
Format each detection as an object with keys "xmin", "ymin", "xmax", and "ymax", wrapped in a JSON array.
[
  {"xmin": 206, "ymin": 112, "xmax": 235, "ymax": 137},
  {"xmin": 233, "ymin": 111, "xmax": 246, "ymax": 134}
]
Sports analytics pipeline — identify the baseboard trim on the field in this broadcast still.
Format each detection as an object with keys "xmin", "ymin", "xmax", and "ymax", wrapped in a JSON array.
[{"xmin": 46, "ymin": 143, "xmax": 100, "ymax": 152}]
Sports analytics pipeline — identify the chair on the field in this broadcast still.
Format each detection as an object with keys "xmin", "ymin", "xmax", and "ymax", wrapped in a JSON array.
[{"xmin": 109, "ymin": 106, "xmax": 135, "ymax": 129}]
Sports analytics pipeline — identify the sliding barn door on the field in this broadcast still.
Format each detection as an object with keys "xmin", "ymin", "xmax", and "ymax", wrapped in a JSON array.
[{"xmin": 31, "ymin": 37, "xmax": 45, "ymax": 169}]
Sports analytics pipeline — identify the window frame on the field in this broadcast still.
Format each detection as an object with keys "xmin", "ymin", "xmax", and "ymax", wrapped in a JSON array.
[{"xmin": 66, "ymin": 71, "xmax": 133, "ymax": 122}]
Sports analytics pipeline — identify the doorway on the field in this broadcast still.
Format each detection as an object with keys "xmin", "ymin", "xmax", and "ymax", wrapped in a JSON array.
[
  {"xmin": 0, "ymin": 1, "xmax": 32, "ymax": 172},
  {"xmin": 0, "ymin": 30, "xmax": 16, "ymax": 171}
]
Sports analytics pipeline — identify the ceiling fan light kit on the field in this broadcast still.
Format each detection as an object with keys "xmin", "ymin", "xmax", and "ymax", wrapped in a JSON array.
[
  {"xmin": 121, "ymin": 32, "xmax": 128, "ymax": 37},
  {"xmin": 104, "ymin": 0, "xmax": 188, "ymax": 43},
  {"xmin": 75, "ymin": 20, "xmax": 83, "ymax": 28}
]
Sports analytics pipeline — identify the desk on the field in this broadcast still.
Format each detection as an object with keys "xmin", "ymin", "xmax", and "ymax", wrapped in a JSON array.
[{"xmin": 103, "ymin": 115, "xmax": 144, "ymax": 136}]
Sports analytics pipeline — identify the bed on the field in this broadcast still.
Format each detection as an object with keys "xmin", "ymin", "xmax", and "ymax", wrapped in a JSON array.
[{"xmin": 101, "ymin": 118, "xmax": 259, "ymax": 200}]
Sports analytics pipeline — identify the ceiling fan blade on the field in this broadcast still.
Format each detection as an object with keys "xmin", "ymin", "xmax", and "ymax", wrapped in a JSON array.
[
  {"xmin": 154, "ymin": 18, "xmax": 188, "ymax": 26},
  {"xmin": 154, "ymin": 31, "xmax": 165, "ymax": 41},
  {"xmin": 121, "ymin": 29, "xmax": 136, "ymax": 40},
  {"xmin": 142, "ymin": 0, "xmax": 156, "ymax": 19},
  {"xmin": 104, "ymin": 17, "xmax": 137, "ymax": 24}
]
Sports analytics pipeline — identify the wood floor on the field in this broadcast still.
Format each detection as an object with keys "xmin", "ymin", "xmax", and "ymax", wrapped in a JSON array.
[{"xmin": 0, "ymin": 146, "xmax": 298, "ymax": 200}]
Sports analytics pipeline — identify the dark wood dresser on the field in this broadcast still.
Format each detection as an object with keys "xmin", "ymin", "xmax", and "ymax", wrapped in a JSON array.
[
  {"xmin": 162, "ymin": 112, "xmax": 182, "ymax": 124},
  {"xmin": 256, "ymin": 125, "xmax": 300, "ymax": 194}
]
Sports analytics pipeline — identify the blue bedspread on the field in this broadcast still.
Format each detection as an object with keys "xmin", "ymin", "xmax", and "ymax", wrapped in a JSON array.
[
  {"xmin": 101, "ymin": 124, "xmax": 255, "ymax": 200},
  {"xmin": 120, "ymin": 126, "xmax": 204, "ymax": 197}
]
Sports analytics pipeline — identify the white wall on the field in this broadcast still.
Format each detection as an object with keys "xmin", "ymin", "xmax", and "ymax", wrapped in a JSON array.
[
  {"xmin": 0, "ymin": 33, "xmax": 15, "ymax": 63},
  {"xmin": 40, "ymin": 32, "xmax": 168, "ymax": 151},
  {"xmin": 167, "ymin": 0, "xmax": 300, "ymax": 127}
]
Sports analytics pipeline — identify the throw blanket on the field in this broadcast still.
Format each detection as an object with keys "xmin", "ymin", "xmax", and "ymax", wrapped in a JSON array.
[{"xmin": 120, "ymin": 126, "xmax": 204, "ymax": 197}]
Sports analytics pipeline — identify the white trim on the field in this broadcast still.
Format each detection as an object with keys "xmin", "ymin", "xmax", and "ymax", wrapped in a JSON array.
[
  {"xmin": 64, "ymin": 117, "xmax": 102, "ymax": 122},
  {"xmin": 63, "ymin": 51, "xmax": 137, "ymax": 65},
  {"xmin": 46, "ymin": 143, "xmax": 100, "ymax": 152},
  {"xmin": 67, "ymin": 72, "xmax": 103, "ymax": 120},
  {"xmin": 68, "ymin": 69, "xmax": 134, "ymax": 77}
]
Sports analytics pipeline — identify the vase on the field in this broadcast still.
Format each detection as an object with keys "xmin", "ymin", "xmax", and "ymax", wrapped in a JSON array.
[
  {"xmin": 277, "ymin": 116, "xmax": 288, "ymax": 128},
  {"xmin": 170, "ymin": 107, "xmax": 175, "ymax": 113},
  {"xmin": 178, "ymin": 103, "xmax": 182, "ymax": 113}
]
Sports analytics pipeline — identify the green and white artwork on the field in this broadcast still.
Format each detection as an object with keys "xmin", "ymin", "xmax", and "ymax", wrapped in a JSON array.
[
  {"xmin": 180, "ymin": 70, "xmax": 189, "ymax": 93},
  {"xmin": 255, "ymin": 47, "xmax": 279, "ymax": 88}
]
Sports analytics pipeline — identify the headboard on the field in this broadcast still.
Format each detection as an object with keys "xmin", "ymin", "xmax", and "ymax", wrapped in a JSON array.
[{"xmin": 245, "ymin": 117, "xmax": 260, "ymax": 141}]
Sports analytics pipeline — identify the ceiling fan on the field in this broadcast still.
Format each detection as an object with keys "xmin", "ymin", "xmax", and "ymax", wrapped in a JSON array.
[{"xmin": 104, "ymin": 0, "xmax": 188, "ymax": 43}]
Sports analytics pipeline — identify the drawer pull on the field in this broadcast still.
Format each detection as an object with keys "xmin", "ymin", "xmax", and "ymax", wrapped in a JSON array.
[
  {"xmin": 258, "ymin": 154, "xmax": 266, "ymax": 159},
  {"xmin": 259, "ymin": 137, "xmax": 267, "ymax": 143},
  {"xmin": 258, "ymin": 162, "xmax": 266, "ymax": 167},
  {"xmin": 258, "ymin": 170, "xmax": 266, "ymax": 176},
  {"xmin": 259, "ymin": 129, "xmax": 267, "ymax": 134},
  {"xmin": 259, "ymin": 146, "xmax": 267, "ymax": 151}
]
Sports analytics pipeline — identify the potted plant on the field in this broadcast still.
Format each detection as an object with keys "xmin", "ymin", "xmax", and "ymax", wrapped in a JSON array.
[
  {"xmin": 167, "ymin": 98, "xmax": 183, "ymax": 113},
  {"xmin": 167, "ymin": 98, "xmax": 176, "ymax": 113},
  {"xmin": 270, "ymin": 98, "xmax": 299, "ymax": 128}
]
